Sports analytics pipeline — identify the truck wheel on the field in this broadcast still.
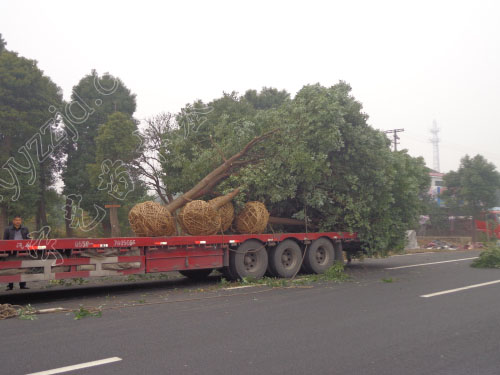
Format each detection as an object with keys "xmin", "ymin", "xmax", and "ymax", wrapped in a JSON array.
[
  {"xmin": 179, "ymin": 269, "xmax": 213, "ymax": 280},
  {"xmin": 268, "ymin": 239, "xmax": 302, "ymax": 278},
  {"xmin": 229, "ymin": 240, "xmax": 268, "ymax": 280},
  {"xmin": 303, "ymin": 238, "xmax": 334, "ymax": 274}
]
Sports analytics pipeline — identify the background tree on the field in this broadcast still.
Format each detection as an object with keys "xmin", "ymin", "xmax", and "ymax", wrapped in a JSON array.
[
  {"xmin": 132, "ymin": 112, "xmax": 177, "ymax": 204},
  {"xmin": 62, "ymin": 71, "xmax": 137, "ymax": 236},
  {"xmin": 443, "ymin": 154, "xmax": 500, "ymax": 242},
  {"xmin": 0, "ymin": 33, "xmax": 6, "ymax": 53},
  {"xmin": 87, "ymin": 112, "xmax": 146, "ymax": 236},
  {"xmin": 0, "ymin": 37, "xmax": 63, "ymax": 234}
]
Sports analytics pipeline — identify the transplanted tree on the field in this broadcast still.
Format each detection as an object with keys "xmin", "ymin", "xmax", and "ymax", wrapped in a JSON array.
[
  {"xmin": 155, "ymin": 83, "xmax": 429, "ymax": 254},
  {"xmin": 443, "ymin": 155, "xmax": 500, "ymax": 242},
  {"xmin": 226, "ymin": 83, "xmax": 430, "ymax": 253}
]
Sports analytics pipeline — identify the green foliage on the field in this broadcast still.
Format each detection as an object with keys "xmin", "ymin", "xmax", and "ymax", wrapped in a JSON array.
[
  {"xmin": 87, "ymin": 111, "xmax": 146, "ymax": 205},
  {"xmin": 62, "ymin": 71, "xmax": 137, "ymax": 211},
  {"xmin": 154, "ymin": 83, "xmax": 430, "ymax": 254},
  {"xmin": 443, "ymin": 155, "xmax": 500, "ymax": 241},
  {"xmin": 73, "ymin": 305, "xmax": 102, "ymax": 320},
  {"xmin": 471, "ymin": 245, "xmax": 500, "ymax": 268},
  {"xmin": 0, "ymin": 33, "xmax": 6, "ymax": 53},
  {"xmin": 94, "ymin": 112, "xmax": 139, "ymax": 163},
  {"xmin": 322, "ymin": 262, "xmax": 349, "ymax": 281},
  {"xmin": 443, "ymin": 155, "xmax": 500, "ymax": 217},
  {"xmin": 243, "ymin": 87, "xmax": 290, "ymax": 110},
  {"xmin": 18, "ymin": 304, "xmax": 37, "ymax": 320},
  {"xmin": 63, "ymin": 71, "xmax": 146, "ymax": 235},
  {"xmin": 0, "ymin": 43, "xmax": 63, "ymax": 229}
]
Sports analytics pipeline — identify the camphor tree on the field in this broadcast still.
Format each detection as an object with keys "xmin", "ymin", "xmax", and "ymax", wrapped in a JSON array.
[
  {"xmin": 443, "ymin": 155, "xmax": 500, "ymax": 242},
  {"xmin": 153, "ymin": 83, "xmax": 429, "ymax": 254}
]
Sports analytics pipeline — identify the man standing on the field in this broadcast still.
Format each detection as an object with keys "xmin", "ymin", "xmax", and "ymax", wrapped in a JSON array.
[{"xmin": 3, "ymin": 215, "xmax": 30, "ymax": 290}]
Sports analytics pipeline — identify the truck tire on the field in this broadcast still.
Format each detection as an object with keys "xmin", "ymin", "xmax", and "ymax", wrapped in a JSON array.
[
  {"xmin": 229, "ymin": 240, "xmax": 268, "ymax": 280},
  {"xmin": 303, "ymin": 237, "xmax": 334, "ymax": 274},
  {"xmin": 179, "ymin": 269, "xmax": 213, "ymax": 280},
  {"xmin": 268, "ymin": 239, "xmax": 302, "ymax": 278}
]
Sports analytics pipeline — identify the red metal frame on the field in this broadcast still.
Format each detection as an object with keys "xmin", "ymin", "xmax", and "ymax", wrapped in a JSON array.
[{"xmin": 0, "ymin": 232, "xmax": 357, "ymax": 283}]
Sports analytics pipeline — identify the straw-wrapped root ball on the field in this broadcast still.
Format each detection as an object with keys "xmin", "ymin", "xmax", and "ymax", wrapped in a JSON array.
[
  {"xmin": 178, "ymin": 200, "xmax": 222, "ymax": 236},
  {"xmin": 235, "ymin": 201, "xmax": 270, "ymax": 234},
  {"xmin": 128, "ymin": 201, "xmax": 175, "ymax": 237},
  {"xmin": 208, "ymin": 196, "xmax": 234, "ymax": 232}
]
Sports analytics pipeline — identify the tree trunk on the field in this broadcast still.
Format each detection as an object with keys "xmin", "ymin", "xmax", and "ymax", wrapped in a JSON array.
[
  {"xmin": 109, "ymin": 206, "xmax": 121, "ymax": 237},
  {"xmin": 165, "ymin": 129, "xmax": 278, "ymax": 213},
  {"xmin": 35, "ymin": 211, "xmax": 41, "ymax": 231},
  {"xmin": 0, "ymin": 135, "xmax": 11, "ymax": 236},
  {"xmin": 102, "ymin": 220, "xmax": 111, "ymax": 237},
  {"xmin": 0, "ymin": 203, "xmax": 8, "ymax": 237},
  {"xmin": 64, "ymin": 197, "xmax": 74, "ymax": 237},
  {"xmin": 38, "ymin": 163, "xmax": 49, "ymax": 229}
]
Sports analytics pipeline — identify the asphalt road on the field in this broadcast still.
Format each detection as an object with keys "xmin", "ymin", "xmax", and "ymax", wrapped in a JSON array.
[{"xmin": 2, "ymin": 250, "xmax": 500, "ymax": 375}]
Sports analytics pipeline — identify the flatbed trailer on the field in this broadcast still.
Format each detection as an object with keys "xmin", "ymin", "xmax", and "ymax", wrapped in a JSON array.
[{"xmin": 0, "ymin": 232, "xmax": 357, "ymax": 284}]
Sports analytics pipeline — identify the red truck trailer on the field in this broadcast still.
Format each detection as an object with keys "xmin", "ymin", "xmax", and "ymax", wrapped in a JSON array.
[
  {"xmin": 475, "ymin": 209, "xmax": 500, "ymax": 240},
  {"xmin": 0, "ymin": 232, "xmax": 357, "ymax": 285}
]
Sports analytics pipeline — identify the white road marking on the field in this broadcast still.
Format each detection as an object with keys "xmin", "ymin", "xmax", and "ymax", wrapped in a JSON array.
[
  {"xmin": 421, "ymin": 279, "xmax": 500, "ymax": 298},
  {"xmin": 223, "ymin": 285, "xmax": 257, "ymax": 290},
  {"xmin": 385, "ymin": 257, "xmax": 478, "ymax": 270},
  {"xmin": 391, "ymin": 252, "xmax": 436, "ymax": 257},
  {"xmin": 26, "ymin": 357, "xmax": 122, "ymax": 375}
]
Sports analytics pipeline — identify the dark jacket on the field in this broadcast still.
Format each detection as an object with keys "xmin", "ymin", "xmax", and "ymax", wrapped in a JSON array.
[{"xmin": 3, "ymin": 225, "xmax": 30, "ymax": 240}]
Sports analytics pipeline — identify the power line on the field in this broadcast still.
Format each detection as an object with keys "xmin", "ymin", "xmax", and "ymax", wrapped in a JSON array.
[{"xmin": 383, "ymin": 129, "xmax": 405, "ymax": 151}]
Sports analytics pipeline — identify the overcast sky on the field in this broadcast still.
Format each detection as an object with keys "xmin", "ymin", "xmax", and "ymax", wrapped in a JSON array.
[{"xmin": 1, "ymin": 0, "xmax": 499, "ymax": 173}]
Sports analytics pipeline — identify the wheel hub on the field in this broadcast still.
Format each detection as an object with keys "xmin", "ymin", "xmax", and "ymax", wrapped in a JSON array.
[
  {"xmin": 315, "ymin": 247, "xmax": 326, "ymax": 265},
  {"xmin": 281, "ymin": 249, "xmax": 294, "ymax": 268},
  {"xmin": 244, "ymin": 252, "xmax": 257, "ymax": 270}
]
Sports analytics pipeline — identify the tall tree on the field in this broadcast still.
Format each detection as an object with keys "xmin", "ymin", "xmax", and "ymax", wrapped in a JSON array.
[
  {"xmin": 87, "ymin": 112, "xmax": 146, "ymax": 236},
  {"xmin": 0, "ymin": 39, "xmax": 63, "ymax": 234},
  {"xmin": 62, "ymin": 71, "xmax": 136, "ymax": 236},
  {"xmin": 443, "ymin": 155, "xmax": 500, "ymax": 242},
  {"xmin": 0, "ymin": 33, "xmax": 6, "ymax": 53}
]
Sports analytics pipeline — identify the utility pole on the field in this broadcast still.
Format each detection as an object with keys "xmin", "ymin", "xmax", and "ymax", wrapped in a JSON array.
[{"xmin": 383, "ymin": 129, "xmax": 404, "ymax": 151}]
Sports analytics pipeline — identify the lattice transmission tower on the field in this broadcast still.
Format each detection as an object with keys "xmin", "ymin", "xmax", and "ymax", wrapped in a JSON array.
[{"xmin": 430, "ymin": 120, "xmax": 440, "ymax": 172}]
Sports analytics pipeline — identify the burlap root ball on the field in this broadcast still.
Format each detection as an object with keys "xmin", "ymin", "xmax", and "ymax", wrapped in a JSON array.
[
  {"xmin": 208, "ymin": 196, "xmax": 234, "ymax": 233},
  {"xmin": 178, "ymin": 200, "xmax": 222, "ymax": 236},
  {"xmin": 235, "ymin": 201, "xmax": 270, "ymax": 234},
  {"xmin": 129, "ymin": 201, "xmax": 175, "ymax": 237}
]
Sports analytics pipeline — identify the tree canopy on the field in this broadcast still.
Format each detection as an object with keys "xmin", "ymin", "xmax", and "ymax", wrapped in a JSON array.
[
  {"xmin": 144, "ymin": 83, "xmax": 430, "ymax": 253},
  {"xmin": 443, "ymin": 154, "xmax": 500, "ymax": 240},
  {"xmin": 0, "ymin": 41, "xmax": 63, "ymax": 233}
]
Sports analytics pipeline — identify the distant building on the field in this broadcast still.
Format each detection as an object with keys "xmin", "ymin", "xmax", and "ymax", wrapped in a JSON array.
[{"xmin": 429, "ymin": 170, "xmax": 445, "ymax": 206}]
